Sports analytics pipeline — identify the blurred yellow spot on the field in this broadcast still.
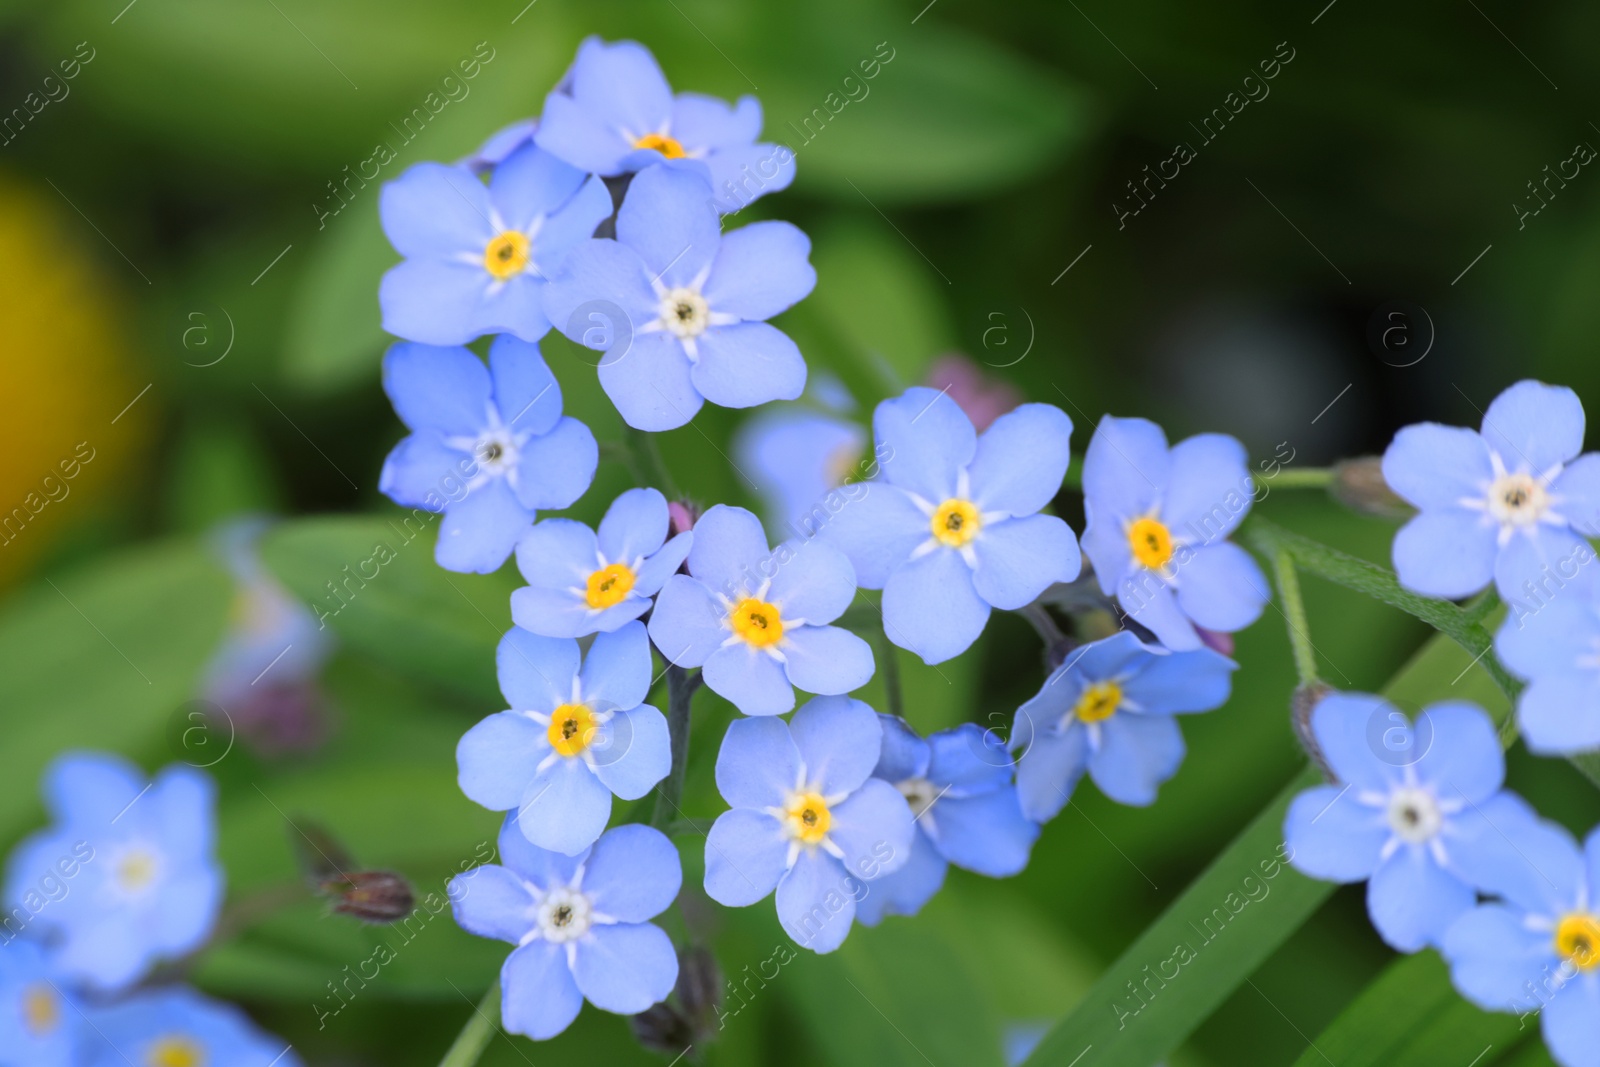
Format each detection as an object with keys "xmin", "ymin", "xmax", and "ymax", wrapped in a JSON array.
[
  {"xmin": 585, "ymin": 563, "xmax": 636, "ymax": 609},
  {"xmin": 730, "ymin": 598, "xmax": 783, "ymax": 647},
  {"xmin": 146, "ymin": 1035, "xmax": 205, "ymax": 1067},
  {"xmin": 21, "ymin": 983, "xmax": 58, "ymax": 1036},
  {"xmin": 548, "ymin": 703, "xmax": 599, "ymax": 758},
  {"xmin": 634, "ymin": 133, "xmax": 686, "ymax": 159},
  {"xmin": 1557, "ymin": 913, "xmax": 1600, "ymax": 970},
  {"xmin": 1127, "ymin": 517, "xmax": 1174, "ymax": 569},
  {"xmin": 783, "ymin": 791, "xmax": 831, "ymax": 845},
  {"xmin": 931, "ymin": 499, "xmax": 981, "ymax": 547},
  {"xmin": 1075, "ymin": 681, "xmax": 1122, "ymax": 723},
  {"xmin": 483, "ymin": 231, "xmax": 530, "ymax": 279}
]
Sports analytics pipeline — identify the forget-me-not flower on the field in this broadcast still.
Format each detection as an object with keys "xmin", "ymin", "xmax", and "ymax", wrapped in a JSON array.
[
  {"xmin": 457, "ymin": 623, "xmax": 669, "ymax": 856},
  {"xmin": 822, "ymin": 388, "xmax": 1080, "ymax": 665},
  {"xmin": 1283, "ymin": 694, "xmax": 1533, "ymax": 952},
  {"xmin": 510, "ymin": 487, "xmax": 693, "ymax": 638},
  {"xmin": 854, "ymin": 717, "xmax": 1039, "ymax": 926},
  {"xmin": 450, "ymin": 815, "xmax": 681, "ymax": 1041},
  {"xmin": 1080, "ymin": 415, "xmax": 1269, "ymax": 652},
  {"xmin": 1497, "ymin": 572, "xmax": 1600, "ymax": 754},
  {"xmin": 80, "ymin": 986, "xmax": 301, "ymax": 1067},
  {"xmin": 379, "ymin": 338, "xmax": 597, "ymax": 574},
  {"xmin": 734, "ymin": 404, "xmax": 871, "ymax": 542},
  {"xmin": 648, "ymin": 504, "xmax": 874, "ymax": 716},
  {"xmin": 535, "ymin": 37, "xmax": 796, "ymax": 213},
  {"xmin": 1012, "ymin": 631, "xmax": 1236, "ymax": 819},
  {"xmin": 3, "ymin": 753, "xmax": 222, "ymax": 992},
  {"xmin": 464, "ymin": 119, "xmax": 538, "ymax": 175},
  {"xmin": 0, "ymin": 939, "xmax": 80, "ymax": 1067},
  {"xmin": 703, "ymin": 696, "xmax": 915, "ymax": 953},
  {"xmin": 378, "ymin": 141, "xmax": 612, "ymax": 345},
  {"xmin": 543, "ymin": 165, "xmax": 814, "ymax": 431}
]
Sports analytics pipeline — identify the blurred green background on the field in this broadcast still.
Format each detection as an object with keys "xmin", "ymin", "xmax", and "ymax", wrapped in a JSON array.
[{"xmin": 1, "ymin": 0, "xmax": 1597, "ymax": 1064}]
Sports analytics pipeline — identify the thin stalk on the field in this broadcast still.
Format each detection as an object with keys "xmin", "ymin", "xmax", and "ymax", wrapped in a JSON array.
[
  {"xmin": 1257, "ymin": 467, "xmax": 1336, "ymax": 490},
  {"xmin": 1272, "ymin": 550, "xmax": 1319, "ymax": 685},
  {"xmin": 626, "ymin": 426, "xmax": 680, "ymax": 499},
  {"xmin": 437, "ymin": 980, "xmax": 501, "ymax": 1067},
  {"xmin": 875, "ymin": 624, "xmax": 904, "ymax": 721},
  {"xmin": 651, "ymin": 665, "xmax": 700, "ymax": 829}
]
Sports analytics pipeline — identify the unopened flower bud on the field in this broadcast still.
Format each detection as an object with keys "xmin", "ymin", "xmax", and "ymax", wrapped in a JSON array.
[
  {"xmin": 1331, "ymin": 457, "xmax": 1409, "ymax": 518},
  {"xmin": 668, "ymin": 501, "xmax": 700, "ymax": 537},
  {"xmin": 321, "ymin": 870, "xmax": 416, "ymax": 924},
  {"xmin": 1292, "ymin": 682, "xmax": 1337, "ymax": 782}
]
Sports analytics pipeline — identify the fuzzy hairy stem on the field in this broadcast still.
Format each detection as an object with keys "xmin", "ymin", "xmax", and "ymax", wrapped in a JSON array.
[{"xmin": 652, "ymin": 664, "xmax": 700, "ymax": 830}]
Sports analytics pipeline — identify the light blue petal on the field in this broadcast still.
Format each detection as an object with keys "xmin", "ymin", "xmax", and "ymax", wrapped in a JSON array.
[
  {"xmin": 1410, "ymin": 701, "xmax": 1503, "ymax": 801},
  {"xmin": 535, "ymin": 87, "xmax": 633, "ymax": 175},
  {"xmin": 1586, "ymin": 828, "xmax": 1600, "ymax": 912},
  {"xmin": 500, "ymin": 941, "xmax": 583, "ymax": 1040},
  {"xmin": 519, "ymin": 758, "xmax": 612, "ymax": 856},
  {"xmin": 1117, "ymin": 578, "xmax": 1197, "ymax": 651},
  {"xmin": 926, "ymin": 787, "xmax": 1038, "ymax": 877},
  {"xmin": 599, "ymin": 331, "xmax": 704, "ymax": 431},
  {"xmin": 510, "ymin": 586, "xmax": 599, "ymax": 639},
  {"xmin": 690, "ymin": 322, "xmax": 807, "ymax": 410},
  {"xmin": 1481, "ymin": 379, "xmax": 1585, "ymax": 474},
  {"xmin": 382, "ymin": 342, "xmax": 489, "ymax": 437},
  {"xmin": 512, "ymin": 416, "xmax": 597, "ymax": 511},
  {"xmin": 714, "ymin": 716, "xmax": 802, "ymax": 809},
  {"xmin": 1554, "ymin": 453, "xmax": 1600, "ymax": 535},
  {"xmin": 488, "ymin": 143, "xmax": 588, "ymax": 234},
  {"xmin": 590, "ymin": 705, "xmax": 671, "ymax": 801},
  {"xmin": 882, "ymin": 547, "xmax": 990, "ymax": 665},
  {"xmin": 580, "ymin": 621, "xmax": 652, "ymax": 712},
  {"xmin": 380, "ymin": 431, "xmax": 467, "ymax": 509},
  {"xmin": 1082, "ymin": 415, "xmax": 1169, "ymax": 526},
  {"xmin": 488, "ymin": 335, "xmax": 562, "ymax": 438},
  {"xmin": 1517, "ymin": 671, "xmax": 1600, "ymax": 756},
  {"xmin": 467, "ymin": 119, "xmax": 536, "ymax": 171},
  {"xmin": 556, "ymin": 38, "xmax": 673, "ymax": 163},
  {"xmin": 496, "ymin": 810, "xmax": 584, "ymax": 890},
  {"xmin": 615, "ymin": 164, "xmax": 720, "ymax": 288},
  {"xmin": 151, "ymin": 868, "xmax": 222, "ymax": 957},
  {"xmin": 964, "ymin": 403, "xmax": 1073, "ymax": 518},
  {"xmin": 380, "ymin": 162, "xmax": 492, "ymax": 258},
  {"xmin": 378, "ymin": 258, "xmax": 497, "ymax": 347},
  {"xmin": 42, "ymin": 751, "xmax": 144, "ymax": 826},
  {"xmin": 1013, "ymin": 727, "xmax": 1088, "ymax": 823},
  {"xmin": 436, "ymin": 479, "xmax": 530, "ymax": 573},
  {"xmin": 686, "ymin": 505, "xmax": 771, "ymax": 597},
  {"xmin": 1310, "ymin": 692, "xmax": 1404, "ymax": 792},
  {"xmin": 1494, "ymin": 525, "xmax": 1592, "ymax": 604},
  {"xmin": 647, "ymin": 574, "xmax": 727, "ymax": 667},
  {"xmin": 458, "ymin": 712, "xmax": 551, "ymax": 811},
  {"xmin": 768, "ymin": 540, "xmax": 857, "ymax": 623},
  {"xmin": 1542, "ymin": 971, "xmax": 1600, "ymax": 1067},
  {"xmin": 1393, "ymin": 509, "xmax": 1499, "ymax": 599},
  {"xmin": 1173, "ymin": 541, "xmax": 1269, "ymax": 633},
  {"xmin": 581, "ymin": 824, "xmax": 681, "ymax": 922},
  {"xmin": 1086, "ymin": 712, "xmax": 1185, "ymax": 806},
  {"xmin": 780, "ymin": 625, "xmax": 875, "ymax": 696},
  {"xmin": 925, "ymin": 724, "xmax": 1014, "ymax": 791},
  {"xmin": 777, "ymin": 849, "xmax": 857, "ymax": 954},
  {"xmin": 1440, "ymin": 903, "xmax": 1555, "ymax": 1013},
  {"xmin": 53, "ymin": 917, "xmax": 147, "ymax": 991},
  {"xmin": 1283, "ymin": 785, "xmax": 1387, "ymax": 881},
  {"xmin": 531, "ymin": 175, "xmax": 614, "ymax": 278},
  {"xmin": 1367, "ymin": 847, "xmax": 1473, "ymax": 951},
  {"xmin": 815, "ymin": 482, "xmax": 929, "ymax": 590},
  {"xmin": 1119, "ymin": 646, "xmax": 1236, "ymax": 715},
  {"xmin": 1055, "ymin": 630, "xmax": 1151, "ymax": 685},
  {"xmin": 1160, "ymin": 433, "xmax": 1253, "ymax": 541},
  {"xmin": 970, "ymin": 514, "xmax": 1081, "ymax": 610},
  {"xmin": 703, "ymin": 643, "xmax": 795, "ymax": 716},
  {"xmin": 873, "ymin": 714, "xmax": 931, "ymax": 782},
  {"xmin": 572, "ymin": 922, "xmax": 678, "ymax": 1014},
  {"xmin": 705, "ymin": 141, "xmax": 797, "ymax": 213},
  {"xmin": 872, "ymin": 387, "xmax": 975, "ymax": 502},
  {"xmin": 1495, "ymin": 587, "xmax": 1599, "ymax": 678},
  {"xmin": 828, "ymin": 778, "xmax": 916, "ymax": 883},
  {"xmin": 448, "ymin": 864, "xmax": 534, "ymax": 943},
  {"xmin": 702, "ymin": 221, "xmax": 816, "ymax": 321},
  {"xmin": 599, "ymin": 488, "xmax": 669, "ymax": 564},
  {"xmin": 739, "ymin": 409, "xmax": 867, "ymax": 540},
  {"xmin": 672, "ymin": 92, "xmax": 762, "ymax": 149},
  {"xmin": 1443, "ymin": 791, "xmax": 1552, "ymax": 900},
  {"xmin": 791, "ymin": 695, "xmax": 883, "ymax": 796},
  {"xmin": 515, "ymin": 518, "xmax": 597, "ymax": 587},
  {"xmin": 542, "ymin": 238, "xmax": 658, "ymax": 349},
  {"xmin": 855, "ymin": 829, "xmax": 946, "ymax": 926},
  {"xmin": 704, "ymin": 809, "xmax": 789, "ymax": 906},
  {"xmin": 1381, "ymin": 422, "xmax": 1494, "ymax": 510},
  {"xmin": 636, "ymin": 531, "xmax": 693, "ymax": 594}
]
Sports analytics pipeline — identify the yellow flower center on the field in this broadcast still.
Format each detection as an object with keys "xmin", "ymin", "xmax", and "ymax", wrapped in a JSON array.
[
  {"xmin": 730, "ymin": 598, "xmax": 784, "ymax": 648},
  {"xmin": 483, "ymin": 231, "xmax": 531, "ymax": 280},
  {"xmin": 21, "ymin": 983, "xmax": 59, "ymax": 1037},
  {"xmin": 1126, "ymin": 516, "xmax": 1174, "ymax": 570},
  {"xmin": 783, "ymin": 791, "xmax": 832, "ymax": 845},
  {"xmin": 116, "ymin": 848, "xmax": 159, "ymax": 893},
  {"xmin": 146, "ymin": 1036, "xmax": 206, "ymax": 1067},
  {"xmin": 931, "ymin": 499, "xmax": 981, "ymax": 547},
  {"xmin": 1556, "ymin": 913, "xmax": 1600, "ymax": 971},
  {"xmin": 584, "ymin": 563, "xmax": 636, "ymax": 610},
  {"xmin": 1075, "ymin": 680, "xmax": 1122, "ymax": 724},
  {"xmin": 634, "ymin": 132, "xmax": 687, "ymax": 159},
  {"xmin": 547, "ymin": 703, "xmax": 600, "ymax": 758}
]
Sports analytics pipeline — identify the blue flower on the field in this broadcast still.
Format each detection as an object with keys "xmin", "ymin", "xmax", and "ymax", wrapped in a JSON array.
[
  {"xmin": 378, "ymin": 141, "xmax": 612, "ymax": 345},
  {"xmin": 1497, "ymin": 571, "xmax": 1600, "ymax": 754},
  {"xmin": 0, "ymin": 939, "xmax": 81, "ymax": 1067},
  {"xmin": 463, "ymin": 118, "xmax": 538, "ymax": 175},
  {"xmin": 510, "ymin": 487, "xmax": 693, "ymax": 638},
  {"xmin": 1440, "ymin": 819, "xmax": 1600, "ymax": 1067},
  {"xmin": 854, "ymin": 717, "xmax": 1039, "ymax": 926},
  {"xmin": 1011, "ymin": 631, "xmax": 1236, "ymax": 819},
  {"xmin": 535, "ymin": 37, "xmax": 796, "ymax": 213},
  {"xmin": 1283, "ymin": 694, "xmax": 1534, "ymax": 952},
  {"xmin": 733, "ymin": 404, "xmax": 870, "ymax": 542},
  {"xmin": 822, "ymin": 388, "xmax": 1081, "ymax": 665},
  {"xmin": 450, "ymin": 816, "xmax": 681, "ymax": 1041},
  {"xmin": 378, "ymin": 338, "xmax": 597, "ymax": 574},
  {"xmin": 543, "ymin": 164, "xmax": 814, "ymax": 431},
  {"xmin": 80, "ymin": 986, "xmax": 300, "ymax": 1067},
  {"xmin": 457, "ymin": 623, "xmax": 669, "ymax": 856},
  {"xmin": 648, "ymin": 505, "xmax": 874, "ymax": 716},
  {"xmin": 703, "ymin": 696, "xmax": 915, "ymax": 953},
  {"xmin": 1080, "ymin": 415, "xmax": 1269, "ymax": 652},
  {"xmin": 3, "ymin": 753, "xmax": 222, "ymax": 992},
  {"xmin": 1383, "ymin": 380, "xmax": 1600, "ymax": 601}
]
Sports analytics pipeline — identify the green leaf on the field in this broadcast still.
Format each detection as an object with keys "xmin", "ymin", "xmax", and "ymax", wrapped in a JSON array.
[{"xmin": 280, "ymin": 207, "xmax": 395, "ymax": 395}]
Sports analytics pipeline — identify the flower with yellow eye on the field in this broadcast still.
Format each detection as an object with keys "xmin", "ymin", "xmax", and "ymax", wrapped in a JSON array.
[
  {"xmin": 511, "ymin": 488, "xmax": 692, "ymax": 639},
  {"xmin": 648, "ymin": 505, "xmax": 874, "ymax": 717},
  {"xmin": 703, "ymin": 696, "xmax": 915, "ymax": 954},
  {"xmin": 457, "ymin": 622, "xmax": 669, "ymax": 856},
  {"xmin": 77, "ymin": 986, "xmax": 302, "ymax": 1067},
  {"xmin": 0, "ymin": 940, "xmax": 81, "ymax": 1066}
]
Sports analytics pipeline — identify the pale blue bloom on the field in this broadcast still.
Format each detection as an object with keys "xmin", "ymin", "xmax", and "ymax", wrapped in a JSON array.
[
  {"xmin": 733, "ymin": 405, "xmax": 870, "ymax": 543},
  {"xmin": 1497, "ymin": 570, "xmax": 1600, "ymax": 754},
  {"xmin": 0, "ymin": 939, "xmax": 81, "ymax": 1067},
  {"xmin": 80, "ymin": 986, "xmax": 300, "ymax": 1067},
  {"xmin": 450, "ymin": 816, "xmax": 681, "ymax": 1041}
]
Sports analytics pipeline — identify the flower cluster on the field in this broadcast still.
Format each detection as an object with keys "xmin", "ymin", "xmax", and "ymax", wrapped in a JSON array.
[{"xmin": 1, "ymin": 753, "xmax": 299, "ymax": 1066}]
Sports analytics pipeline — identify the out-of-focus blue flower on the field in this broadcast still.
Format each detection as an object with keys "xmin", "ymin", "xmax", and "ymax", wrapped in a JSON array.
[
  {"xmin": 1497, "ymin": 571, "xmax": 1600, "ymax": 754},
  {"xmin": 80, "ymin": 986, "xmax": 300, "ymax": 1067},
  {"xmin": 648, "ymin": 505, "xmax": 874, "ymax": 716},
  {"xmin": 378, "ymin": 338, "xmax": 597, "ymax": 574},
  {"xmin": 458, "ymin": 623, "xmax": 669, "ymax": 856},
  {"xmin": 464, "ymin": 119, "xmax": 539, "ymax": 174},
  {"xmin": 378, "ymin": 141, "xmax": 612, "ymax": 346},
  {"xmin": 1080, "ymin": 415, "xmax": 1269, "ymax": 652},
  {"xmin": 703, "ymin": 696, "xmax": 914, "ymax": 953},
  {"xmin": 535, "ymin": 37, "xmax": 796, "ymax": 214},
  {"xmin": 0, "ymin": 939, "xmax": 81, "ymax": 1067},
  {"xmin": 1440, "ymin": 819, "xmax": 1600, "ymax": 1067},
  {"xmin": 3, "ymin": 753, "xmax": 222, "ymax": 992},
  {"xmin": 510, "ymin": 487, "xmax": 692, "ymax": 638},
  {"xmin": 733, "ymin": 405, "xmax": 870, "ymax": 543},
  {"xmin": 450, "ymin": 815, "xmax": 681, "ymax": 1041},
  {"xmin": 1011, "ymin": 631, "xmax": 1235, "ymax": 819},
  {"xmin": 1383, "ymin": 380, "xmax": 1600, "ymax": 602},
  {"xmin": 854, "ymin": 717, "xmax": 1038, "ymax": 926},
  {"xmin": 823, "ymin": 388, "xmax": 1081, "ymax": 665},
  {"xmin": 1283, "ymin": 694, "xmax": 1534, "ymax": 952},
  {"xmin": 543, "ymin": 165, "xmax": 814, "ymax": 431}
]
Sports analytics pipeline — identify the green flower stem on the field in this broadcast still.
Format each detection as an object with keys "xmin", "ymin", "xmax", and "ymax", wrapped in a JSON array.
[
  {"xmin": 437, "ymin": 979, "xmax": 501, "ymax": 1067},
  {"xmin": 624, "ymin": 426, "xmax": 680, "ymax": 500},
  {"xmin": 1271, "ymin": 550, "xmax": 1319, "ymax": 685},
  {"xmin": 1256, "ymin": 467, "xmax": 1336, "ymax": 489},
  {"xmin": 875, "ymin": 622, "xmax": 904, "ymax": 721},
  {"xmin": 651, "ymin": 664, "xmax": 700, "ymax": 830}
]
